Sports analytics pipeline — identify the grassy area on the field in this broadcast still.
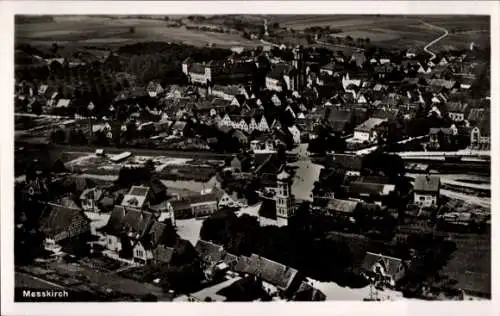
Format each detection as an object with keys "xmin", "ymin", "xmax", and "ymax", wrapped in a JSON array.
[{"xmin": 439, "ymin": 232, "xmax": 490, "ymax": 297}]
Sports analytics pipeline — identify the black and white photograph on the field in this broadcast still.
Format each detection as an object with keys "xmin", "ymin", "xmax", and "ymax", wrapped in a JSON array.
[{"xmin": 1, "ymin": 1, "xmax": 498, "ymax": 314}]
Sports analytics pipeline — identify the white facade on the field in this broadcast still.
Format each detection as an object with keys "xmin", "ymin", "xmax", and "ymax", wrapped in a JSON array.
[
  {"xmin": 275, "ymin": 171, "xmax": 294, "ymax": 227},
  {"xmin": 266, "ymin": 77, "xmax": 282, "ymax": 92},
  {"xmin": 354, "ymin": 131, "xmax": 371, "ymax": 142},
  {"xmin": 106, "ymin": 235, "xmax": 122, "ymax": 253},
  {"xmin": 414, "ymin": 192, "xmax": 437, "ymax": 207},
  {"xmin": 257, "ymin": 117, "xmax": 270, "ymax": 132},
  {"xmin": 449, "ymin": 112, "xmax": 465, "ymax": 122}
]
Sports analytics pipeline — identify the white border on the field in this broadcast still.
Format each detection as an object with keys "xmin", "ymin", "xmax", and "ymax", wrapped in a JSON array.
[{"xmin": 1, "ymin": 1, "xmax": 499, "ymax": 316}]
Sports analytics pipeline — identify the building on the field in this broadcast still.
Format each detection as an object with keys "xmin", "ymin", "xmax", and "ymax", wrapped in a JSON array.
[
  {"xmin": 413, "ymin": 175, "xmax": 440, "ymax": 207},
  {"xmin": 234, "ymin": 254, "xmax": 302, "ymax": 298},
  {"xmin": 330, "ymin": 154, "xmax": 363, "ymax": 176},
  {"xmin": 447, "ymin": 102, "xmax": 469, "ymax": 122},
  {"xmin": 428, "ymin": 127, "xmax": 455, "ymax": 150},
  {"xmin": 361, "ymin": 252, "xmax": 407, "ymax": 288},
  {"xmin": 79, "ymin": 187, "xmax": 105, "ymax": 213},
  {"xmin": 38, "ymin": 203, "xmax": 91, "ymax": 254},
  {"xmin": 353, "ymin": 118, "xmax": 387, "ymax": 143},
  {"xmin": 132, "ymin": 221, "xmax": 175, "ymax": 264},
  {"xmin": 470, "ymin": 118, "xmax": 490, "ymax": 150},
  {"xmin": 275, "ymin": 170, "xmax": 295, "ymax": 227},
  {"xmin": 101, "ymin": 206, "xmax": 156, "ymax": 255},
  {"xmin": 121, "ymin": 185, "xmax": 152, "ymax": 210}
]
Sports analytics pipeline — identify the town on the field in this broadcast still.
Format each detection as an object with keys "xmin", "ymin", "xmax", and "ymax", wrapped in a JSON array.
[{"xmin": 14, "ymin": 14, "xmax": 490, "ymax": 302}]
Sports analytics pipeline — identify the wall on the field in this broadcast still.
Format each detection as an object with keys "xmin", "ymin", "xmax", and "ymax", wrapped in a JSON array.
[
  {"xmin": 106, "ymin": 235, "xmax": 122, "ymax": 252},
  {"xmin": 354, "ymin": 130, "xmax": 370, "ymax": 142}
]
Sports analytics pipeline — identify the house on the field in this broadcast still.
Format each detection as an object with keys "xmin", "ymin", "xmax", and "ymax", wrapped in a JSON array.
[
  {"xmin": 353, "ymin": 118, "xmax": 387, "ymax": 143},
  {"xmin": 168, "ymin": 191, "xmax": 222, "ymax": 219},
  {"xmin": 38, "ymin": 203, "xmax": 91, "ymax": 254},
  {"xmin": 101, "ymin": 206, "xmax": 156, "ymax": 255},
  {"xmin": 234, "ymin": 253, "xmax": 303, "ymax": 298},
  {"xmin": 324, "ymin": 109, "xmax": 354, "ymax": 135},
  {"xmin": 257, "ymin": 116, "xmax": 270, "ymax": 132},
  {"xmin": 361, "ymin": 252, "xmax": 406, "ymax": 287},
  {"xmin": 230, "ymin": 156, "xmax": 242, "ymax": 172},
  {"xmin": 195, "ymin": 240, "xmax": 226, "ymax": 266},
  {"xmin": 330, "ymin": 154, "xmax": 363, "ymax": 176},
  {"xmin": 320, "ymin": 198, "xmax": 359, "ymax": 220},
  {"xmin": 79, "ymin": 187, "xmax": 105, "ymax": 213},
  {"xmin": 147, "ymin": 81, "xmax": 164, "ymax": 98},
  {"xmin": 171, "ymin": 121, "xmax": 188, "ymax": 137},
  {"xmin": 470, "ymin": 118, "xmax": 490, "ymax": 150},
  {"xmin": 132, "ymin": 221, "xmax": 175, "ymax": 264},
  {"xmin": 348, "ymin": 181, "xmax": 395, "ymax": 205},
  {"xmin": 55, "ymin": 99, "xmax": 71, "ymax": 109},
  {"xmin": 121, "ymin": 186, "xmax": 153, "ymax": 210},
  {"xmin": 413, "ymin": 175, "xmax": 440, "ymax": 207},
  {"xmin": 428, "ymin": 127, "xmax": 455, "ymax": 150},
  {"xmin": 447, "ymin": 102, "xmax": 469, "ymax": 122},
  {"xmin": 287, "ymin": 125, "xmax": 301, "ymax": 145}
]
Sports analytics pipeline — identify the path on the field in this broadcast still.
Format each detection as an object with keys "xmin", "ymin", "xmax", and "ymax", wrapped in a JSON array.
[{"xmin": 420, "ymin": 20, "xmax": 449, "ymax": 61}]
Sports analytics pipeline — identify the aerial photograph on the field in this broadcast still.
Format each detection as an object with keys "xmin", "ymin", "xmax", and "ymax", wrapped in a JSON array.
[{"xmin": 13, "ymin": 14, "xmax": 490, "ymax": 302}]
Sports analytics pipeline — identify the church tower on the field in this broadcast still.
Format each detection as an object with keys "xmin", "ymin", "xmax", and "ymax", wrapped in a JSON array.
[
  {"xmin": 275, "ymin": 169, "xmax": 295, "ymax": 227},
  {"xmin": 292, "ymin": 45, "xmax": 305, "ymax": 93}
]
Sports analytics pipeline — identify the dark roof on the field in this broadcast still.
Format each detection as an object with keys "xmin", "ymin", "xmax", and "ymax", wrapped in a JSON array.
[
  {"xmin": 234, "ymin": 254, "xmax": 299, "ymax": 291},
  {"xmin": 195, "ymin": 240, "xmax": 226, "ymax": 264},
  {"xmin": 330, "ymin": 154, "xmax": 363, "ymax": 171},
  {"xmin": 39, "ymin": 203, "xmax": 90, "ymax": 238},
  {"xmin": 326, "ymin": 109, "xmax": 352, "ymax": 124},
  {"xmin": 293, "ymin": 281, "xmax": 326, "ymax": 301},
  {"xmin": 467, "ymin": 108, "xmax": 488, "ymax": 123},
  {"xmin": 414, "ymin": 175, "xmax": 440, "ymax": 193},
  {"xmin": 349, "ymin": 182, "xmax": 387, "ymax": 197},
  {"xmin": 447, "ymin": 102, "xmax": 469, "ymax": 114},
  {"xmin": 476, "ymin": 118, "xmax": 490, "ymax": 136},
  {"xmin": 361, "ymin": 252, "xmax": 404, "ymax": 276},
  {"xmin": 101, "ymin": 206, "xmax": 155, "ymax": 239},
  {"xmin": 153, "ymin": 245, "xmax": 175, "ymax": 263},
  {"xmin": 319, "ymin": 199, "xmax": 359, "ymax": 216},
  {"xmin": 255, "ymin": 154, "xmax": 284, "ymax": 175},
  {"xmin": 371, "ymin": 109, "xmax": 400, "ymax": 121}
]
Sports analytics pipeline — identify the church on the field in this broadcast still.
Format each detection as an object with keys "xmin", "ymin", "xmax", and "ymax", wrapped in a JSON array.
[{"xmin": 258, "ymin": 168, "xmax": 297, "ymax": 227}]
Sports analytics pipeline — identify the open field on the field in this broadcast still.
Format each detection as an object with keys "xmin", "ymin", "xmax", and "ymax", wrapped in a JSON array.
[
  {"xmin": 16, "ymin": 16, "xmax": 260, "ymax": 48},
  {"xmin": 271, "ymin": 15, "xmax": 490, "ymax": 50}
]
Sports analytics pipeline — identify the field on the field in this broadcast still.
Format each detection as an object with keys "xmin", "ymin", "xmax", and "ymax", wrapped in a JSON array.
[
  {"xmin": 16, "ymin": 15, "xmax": 490, "ymax": 52},
  {"xmin": 15, "ymin": 16, "xmax": 260, "ymax": 48},
  {"xmin": 270, "ymin": 15, "xmax": 490, "ymax": 50}
]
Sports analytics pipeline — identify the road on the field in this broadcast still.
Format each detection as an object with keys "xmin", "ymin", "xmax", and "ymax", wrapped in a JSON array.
[
  {"xmin": 420, "ymin": 20, "xmax": 449, "ymax": 61},
  {"xmin": 16, "ymin": 142, "xmax": 233, "ymax": 160}
]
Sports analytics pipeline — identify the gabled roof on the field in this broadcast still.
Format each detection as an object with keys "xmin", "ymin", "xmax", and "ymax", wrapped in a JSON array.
[
  {"xmin": 234, "ymin": 254, "xmax": 300, "ymax": 291},
  {"xmin": 330, "ymin": 154, "xmax": 363, "ymax": 171},
  {"xmin": 39, "ymin": 203, "xmax": 90, "ymax": 238},
  {"xmin": 361, "ymin": 252, "xmax": 404, "ymax": 276},
  {"xmin": 56, "ymin": 99, "xmax": 71, "ymax": 108},
  {"xmin": 414, "ymin": 175, "xmax": 440, "ymax": 193},
  {"xmin": 354, "ymin": 118, "xmax": 386, "ymax": 133},
  {"xmin": 325, "ymin": 199, "xmax": 359, "ymax": 214},
  {"xmin": 101, "ymin": 206, "xmax": 155, "ymax": 239}
]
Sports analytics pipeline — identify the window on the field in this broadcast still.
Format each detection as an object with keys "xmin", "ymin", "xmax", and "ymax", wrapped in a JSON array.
[
  {"xmin": 419, "ymin": 196, "xmax": 425, "ymax": 201},
  {"xmin": 136, "ymin": 249, "xmax": 143, "ymax": 257}
]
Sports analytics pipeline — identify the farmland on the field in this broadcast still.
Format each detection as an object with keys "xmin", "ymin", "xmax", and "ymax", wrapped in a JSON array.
[
  {"xmin": 15, "ymin": 15, "xmax": 490, "ymax": 52},
  {"xmin": 269, "ymin": 15, "xmax": 490, "ymax": 50},
  {"xmin": 15, "ymin": 16, "xmax": 260, "ymax": 48}
]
